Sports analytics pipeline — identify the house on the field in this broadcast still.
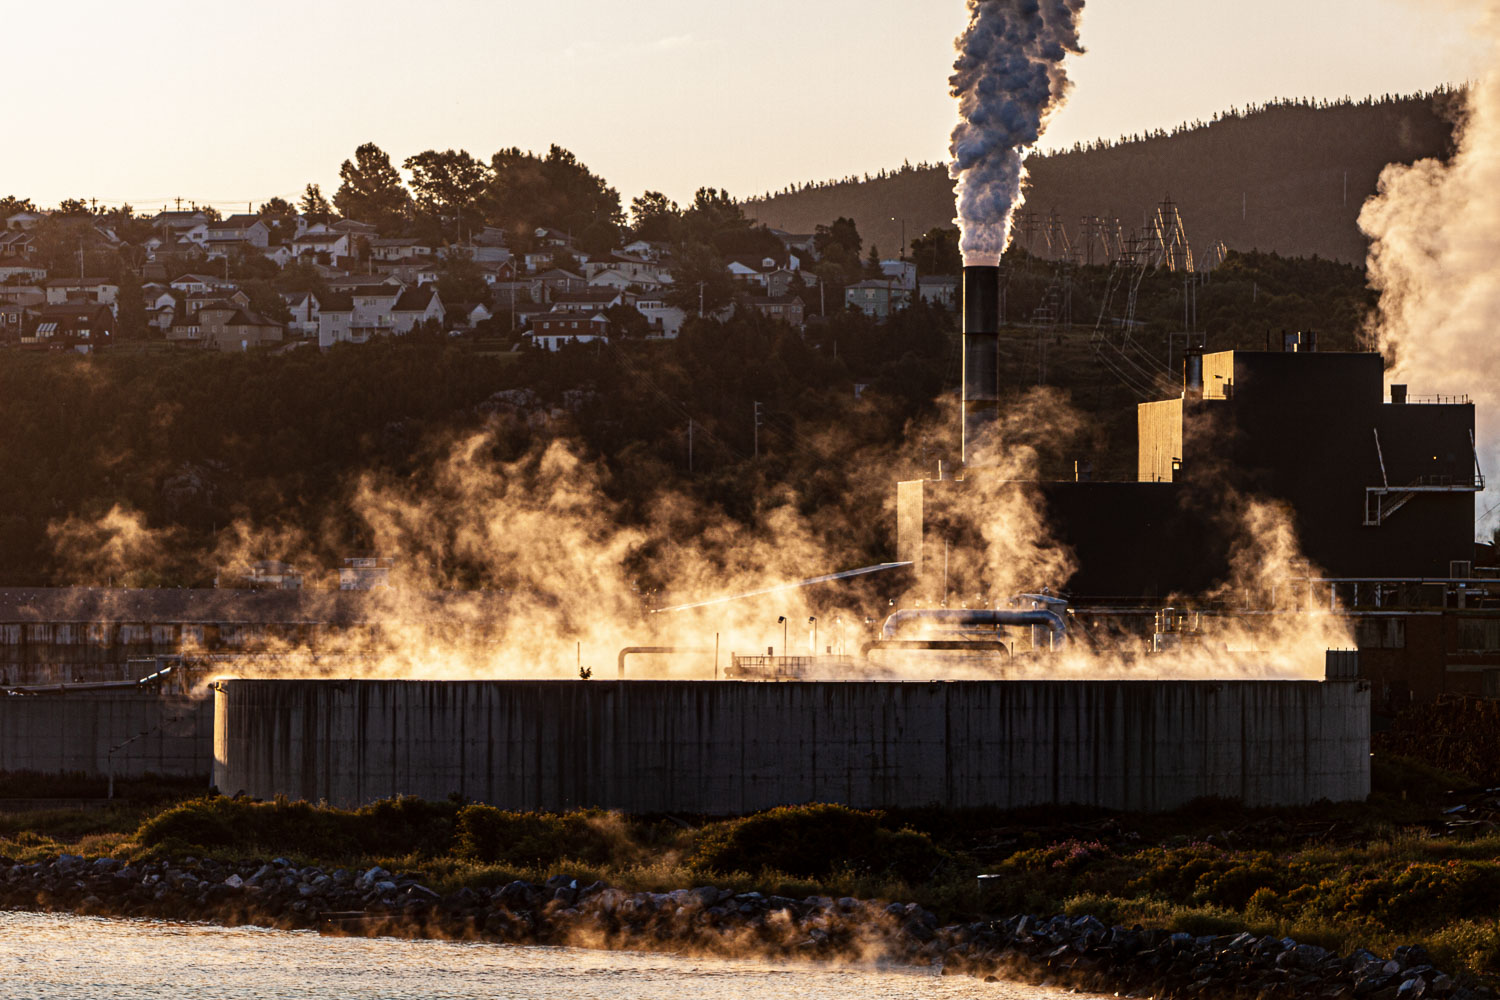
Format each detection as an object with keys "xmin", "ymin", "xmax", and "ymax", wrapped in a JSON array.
[
  {"xmin": 204, "ymin": 215, "xmax": 270, "ymax": 250},
  {"xmin": 533, "ymin": 227, "xmax": 577, "ymax": 249},
  {"xmin": 390, "ymin": 286, "xmax": 444, "ymax": 334},
  {"xmin": 28, "ymin": 303, "xmax": 113, "ymax": 350},
  {"xmin": 620, "ymin": 239, "xmax": 668, "ymax": 260},
  {"xmin": 340, "ymin": 555, "xmax": 393, "ymax": 590},
  {"xmin": 261, "ymin": 245, "xmax": 294, "ymax": 268},
  {"xmin": 317, "ymin": 292, "xmax": 355, "ymax": 348},
  {"xmin": 587, "ymin": 269, "xmax": 642, "ymax": 293},
  {"xmin": 879, "ymin": 259, "xmax": 917, "ymax": 291},
  {"xmin": 447, "ymin": 302, "xmax": 493, "ymax": 332},
  {"xmin": 552, "ymin": 289, "xmax": 623, "ymax": 313},
  {"xmin": 917, "ymin": 275, "xmax": 959, "ymax": 308},
  {"xmin": 472, "ymin": 226, "xmax": 509, "ymax": 248},
  {"xmin": 582, "ymin": 252, "xmax": 660, "ymax": 283},
  {"xmin": 0, "ymin": 302, "xmax": 32, "ymax": 339},
  {"xmin": 0, "ymin": 285, "xmax": 45, "ymax": 307},
  {"xmin": 844, "ymin": 279, "xmax": 910, "ymax": 320},
  {"xmin": 142, "ymin": 284, "xmax": 177, "ymax": 331},
  {"xmin": 44, "ymin": 277, "xmax": 119, "ymax": 311},
  {"xmin": 184, "ymin": 290, "xmax": 251, "ymax": 317},
  {"xmin": 0, "ymin": 258, "xmax": 45, "ymax": 283},
  {"xmin": 744, "ymin": 294, "xmax": 805, "ymax": 328},
  {"xmin": 371, "ymin": 238, "xmax": 434, "ymax": 262},
  {"xmin": 282, "ymin": 291, "xmax": 320, "ymax": 338},
  {"xmin": 171, "ymin": 273, "xmax": 238, "ymax": 296},
  {"xmin": 536, "ymin": 268, "xmax": 586, "ymax": 297},
  {"xmin": 290, "ymin": 231, "xmax": 351, "ymax": 260},
  {"xmin": 528, "ymin": 309, "xmax": 610, "ymax": 351},
  {"xmin": 0, "ymin": 231, "xmax": 36, "ymax": 257},
  {"xmin": 197, "ymin": 302, "xmax": 284, "ymax": 352},
  {"xmin": 634, "ymin": 295, "xmax": 686, "ymax": 339},
  {"xmin": 5, "ymin": 211, "xmax": 46, "ymax": 231},
  {"xmin": 350, "ymin": 283, "xmax": 403, "ymax": 335}
]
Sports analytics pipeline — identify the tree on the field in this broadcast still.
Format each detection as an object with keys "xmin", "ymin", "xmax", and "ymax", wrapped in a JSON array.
[
  {"xmin": 665, "ymin": 242, "xmax": 736, "ymax": 316},
  {"xmin": 814, "ymin": 217, "xmax": 862, "ymax": 258},
  {"xmin": 0, "ymin": 196, "xmax": 36, "ymax": 220},
  {"xmin": 435, "ymin": 248, "xmax": 490, "ymax": 306},
  {"xmin": 333, "ymin": 143, "xmax": 411, "ymax": 235},
  {"xmin": 258, "ymin": 197, "xmax": 299, "ymax": 246},
  {"xmin": 299, "ymin": 184, "xmax": 334, "ymax": 224},
  {"xmin": 910, "ymin": 226, "xmax": 960, "ymax": 276},
  {"xmin": 604, "ymin": 303, "xmax": 650, "ymax": 339},
  {"xmin": 404, "ymin": 148, "xmax": 490, "ymax": 241},
  {"xmin": 629, "ymin": 191, "xmax": 680, "ymax": 243},
  {"xmin": 115, "ymin": 269, "xmax": 149, "ymax": 340},
  {"xmin": 55, "ymin": 198, "xmax": 93, "ymax": 217},
  {"xmin": 243, "ymin": 281, "xmax": 292, "ymax": 324},
  {"xmin": 484, "ymin": 145, "xmax": 623, "ymax": 243}
]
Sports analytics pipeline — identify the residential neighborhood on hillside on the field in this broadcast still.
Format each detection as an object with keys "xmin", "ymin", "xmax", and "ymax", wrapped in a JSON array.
[{"xmin": 0, "ymin": 164, "xmax": 948, "ymax": 356}]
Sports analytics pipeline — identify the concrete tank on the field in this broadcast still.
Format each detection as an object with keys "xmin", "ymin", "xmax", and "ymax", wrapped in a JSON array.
[
  {"xmin": 0, "ymin": 692, "xmax": 213, "ymax": 779},
  {"xmin": 213, "ymin": 679, "xmax": 1369, "ymax": 813}
]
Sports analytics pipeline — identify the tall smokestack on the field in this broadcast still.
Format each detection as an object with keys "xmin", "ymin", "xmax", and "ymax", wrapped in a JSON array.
[
  {"xmin": 949, "ymin": 0, "xmax": 1086, "ymax": 266},
  {"xmin": 963, "ymin": 265, "xmax": 1001, "ymax": 465}
]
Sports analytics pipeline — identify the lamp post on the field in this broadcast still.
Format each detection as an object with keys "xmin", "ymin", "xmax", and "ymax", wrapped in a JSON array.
[
  {"xmin": 808, "ymin": 616, "xmax": 818, "ymax": 654},
  {"xmin": 777, "ymin": 615, "xmax": 787, "ymax": 657}
]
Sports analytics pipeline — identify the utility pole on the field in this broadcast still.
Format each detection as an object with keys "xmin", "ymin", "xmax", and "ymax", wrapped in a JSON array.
[
  {"xmin": 687, "ymin": 418, "xmax": 694, "ymax": 472},
  {"xmin": 753, "ymin": 401, "xmax": 762, "ymax": 458}
]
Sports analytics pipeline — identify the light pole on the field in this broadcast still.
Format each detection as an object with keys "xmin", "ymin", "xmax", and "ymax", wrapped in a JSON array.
[
  {"xmin": 809, "ymin": 616, "xmax": 818, "ymax": 654},
  {"xmin": 834, "ymin": 615, "xmax": 844, "ymax": 656},
  {"xmin": 777, "ymin": 616, "xmax": 787, "ymax": 657}
]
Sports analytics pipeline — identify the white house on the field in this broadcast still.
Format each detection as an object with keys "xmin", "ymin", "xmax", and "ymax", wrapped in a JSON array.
[
  {"xmin": 528, "ymin": 309, "xmax": 610, "ymax": 351},
  {"xmin": 391, "ymin": 287, "xmax": 444, "ymax": 333},
  {"xmin": 291, "ymin": 231, "xmax": 352, "ymax": 260},
  {"xmin": 634, "ymin": 296, "xmax": 687, "ymax": 339}
]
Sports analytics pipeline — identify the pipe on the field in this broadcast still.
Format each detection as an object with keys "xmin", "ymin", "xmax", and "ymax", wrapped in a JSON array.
[
  {"xmin": 879, "ymin": 607, "xmax": 1065, "ymax": 648},
  {"xmin": 962, "ymin": 265, "xmax": 1000, "ymax": 466},
  {"xmin": 860, "ymin": 639, "xmax": 1010, "ymax": 657},
  {"xmin": 615, "ymin": 646, "xmax": 709, "ymax": 679}
]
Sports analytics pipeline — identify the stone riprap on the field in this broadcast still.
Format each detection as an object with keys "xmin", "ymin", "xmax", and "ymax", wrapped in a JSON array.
[{"xmin": 0, "ymin": 854, "xmax": 1488, "ymax": 999}]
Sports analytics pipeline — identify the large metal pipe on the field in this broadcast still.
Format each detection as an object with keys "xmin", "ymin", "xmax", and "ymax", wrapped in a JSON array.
[
  {"xmin": 880, "ymin": 607, "xmax": 1065, "ymax": 648},
  {"xmin": 962, "ymin": 265, "xmax": 1001, "ymax": 466}
]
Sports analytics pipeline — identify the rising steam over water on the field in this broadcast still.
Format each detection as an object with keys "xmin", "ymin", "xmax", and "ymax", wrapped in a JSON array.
[
  {"xmin": 0, "ymin": 912, "xmax": 1098, "ymax": 1000},
  {"xmin": 950, "ymin": 0, "xmax": 1085, "ymax": 265}
]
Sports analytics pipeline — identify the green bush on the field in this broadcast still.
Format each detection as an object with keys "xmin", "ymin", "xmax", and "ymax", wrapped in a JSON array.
[
  {"xmin": 453, "ymin": 805, "xmax": 620, "ymax": 866},
  {"xmin": 137, "ymin": 795, "xmax": 460, "ymax": 859},
  {"xmin": 689, "ymin": 803, "xmax": 947, "ymax": 882}
]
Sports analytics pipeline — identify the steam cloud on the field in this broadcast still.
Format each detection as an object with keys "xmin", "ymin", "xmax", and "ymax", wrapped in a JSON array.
[
  {"xmin": 1360, "ymin": 3, "xmax": 1499, "ymax": 532},
  {"xmin": 949, "ymin": 0, "xmax": 1085, "ymax": 266}
]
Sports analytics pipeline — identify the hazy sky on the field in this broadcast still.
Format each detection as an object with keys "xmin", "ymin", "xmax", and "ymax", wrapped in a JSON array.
[{"xmin": 4, "ymin": 1, "xmax": 1484, "ymax": 214}]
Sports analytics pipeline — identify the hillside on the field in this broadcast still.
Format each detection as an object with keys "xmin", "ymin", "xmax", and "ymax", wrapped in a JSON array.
[{"xmin": 746, "ymin": 92, "xmax": 1458, "ymax": 264}]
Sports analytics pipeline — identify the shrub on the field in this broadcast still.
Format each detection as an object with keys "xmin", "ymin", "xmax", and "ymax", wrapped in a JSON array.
[
  {"xmin": 453, "ymin": 805, "xmax": 622, "ymax": 867},
  {"xmin": 689, "ymin": 803, "xmax": 947, "ymax": 882}
]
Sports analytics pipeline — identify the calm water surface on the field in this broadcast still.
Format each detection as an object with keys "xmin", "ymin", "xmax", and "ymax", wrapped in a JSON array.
[{"xmin": 0, "ymin": 911, "xmax": 1097, "ymax": 999}]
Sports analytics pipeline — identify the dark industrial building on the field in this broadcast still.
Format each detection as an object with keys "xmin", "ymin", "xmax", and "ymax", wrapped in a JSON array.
[
  {"xmin": 900, "ymin": 346, "xmax": 1480, "ymax": 601},
  {"xmin": 898, "ymin": 265, "xmax": 1490, "ymax": 703}
]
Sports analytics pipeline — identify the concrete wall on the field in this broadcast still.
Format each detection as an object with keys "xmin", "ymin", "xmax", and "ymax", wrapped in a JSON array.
[
  {"xmin": 0, "ymin": 693, "xmax": 213, "ymax": 779},
  {"xmin": 213, "ymin": 679, "xmax": 1370, "ymax": 813}
]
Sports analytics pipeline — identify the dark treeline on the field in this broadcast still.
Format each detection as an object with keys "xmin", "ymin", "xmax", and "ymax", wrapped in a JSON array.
[{"xmin": 748, "ymin": 88, "xmax": 1461, "ymax": 266}]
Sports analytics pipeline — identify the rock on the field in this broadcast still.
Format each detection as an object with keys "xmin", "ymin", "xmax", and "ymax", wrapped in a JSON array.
[{"xmin": 224, "ymin": 874, "xmax": 244, "ymax": 889}]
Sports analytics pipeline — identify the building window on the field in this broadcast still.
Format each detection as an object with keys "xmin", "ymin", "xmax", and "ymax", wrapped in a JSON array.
[
  {"xmin": 1457, "ymin": 619, "xmax": 1500, "ymax": 652},
  {"xmin": 1356, "ymin": 617, "xmax": 1406, "ymax": 649}
]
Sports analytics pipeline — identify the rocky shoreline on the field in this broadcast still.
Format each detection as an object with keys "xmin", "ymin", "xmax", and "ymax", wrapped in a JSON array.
[{"xmin": 1, "ymin": 853, "xmax": 1491, "ymax": 999}]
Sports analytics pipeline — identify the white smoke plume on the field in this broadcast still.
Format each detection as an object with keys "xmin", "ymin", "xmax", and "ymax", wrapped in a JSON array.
[
  {"xmin": 1360, "ymin": 3, "xmax": 1499, "ymax": 534},
  {"xmin": 949, "ymin": 0, "xmax": 1085, "ymax": 266}
]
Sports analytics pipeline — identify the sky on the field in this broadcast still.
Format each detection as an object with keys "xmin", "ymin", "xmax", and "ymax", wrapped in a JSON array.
[{"xmin": 3, "ymin": 1, "xmax": 1486, "ymax": 215}]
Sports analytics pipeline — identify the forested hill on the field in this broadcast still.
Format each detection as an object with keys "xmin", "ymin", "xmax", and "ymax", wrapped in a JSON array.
[{"xmin": 746, "ymin": 92, "xmax": 1458, "ymax": 264}]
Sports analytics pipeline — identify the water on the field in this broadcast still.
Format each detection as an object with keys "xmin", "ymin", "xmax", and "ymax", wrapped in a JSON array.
[{"xmin": 0, "ymin": 911, "xmax": 1090, "ymax": 999}]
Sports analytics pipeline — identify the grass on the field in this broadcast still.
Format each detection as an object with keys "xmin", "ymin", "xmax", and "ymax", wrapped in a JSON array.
[{"xmin": 2, "ymin": 756, "xmax": 1499, "ymax": 981}]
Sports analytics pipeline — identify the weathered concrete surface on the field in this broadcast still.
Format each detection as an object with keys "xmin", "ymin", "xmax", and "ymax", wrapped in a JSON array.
[
  {"xmin": 0, "ymin": 693, "xmax": 213, "ymax": 779},
  {"xmin": 213, "ymin": 679, "xmax": 1370, "ymax": 813}
]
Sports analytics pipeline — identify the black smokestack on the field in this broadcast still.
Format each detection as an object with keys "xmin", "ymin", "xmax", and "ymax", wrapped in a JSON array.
[{"xmin": 962, "ymin": 264, "xmax": 1001, "ymax": 465}]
